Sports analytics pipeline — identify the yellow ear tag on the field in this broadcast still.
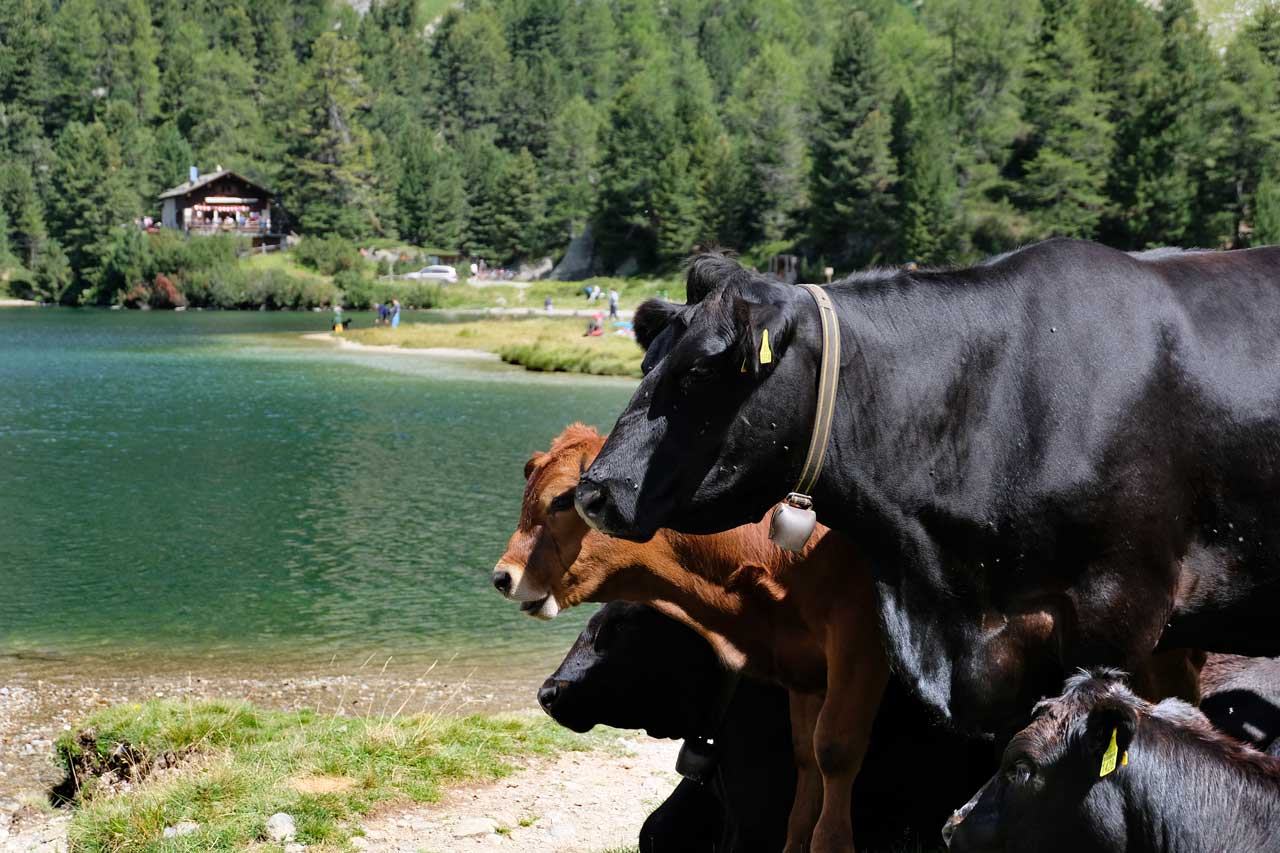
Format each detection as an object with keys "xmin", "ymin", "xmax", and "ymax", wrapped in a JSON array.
[
  {"xmin": 1099, "ymin": 728, "xmax": 1120, "ymax": 777},
  {"xmin": 759, "ymin": 329, "xmax": 773, "ymax": 365},
  {"xmin": 740, "ymin": 358, "xmax": 747, "ymax": 374}
]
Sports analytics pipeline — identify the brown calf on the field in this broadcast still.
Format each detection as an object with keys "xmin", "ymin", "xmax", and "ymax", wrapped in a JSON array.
[{"xmin": 493, "ymin": 423, "xmax": 887, "ymax": 853}]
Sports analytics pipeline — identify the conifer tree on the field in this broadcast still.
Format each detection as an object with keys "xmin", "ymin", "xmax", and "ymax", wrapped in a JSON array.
[
  {"xmin": 1018, "ymin": 12, "xmax": 1113, "ymax": 237},
  {"xmin": 809, "ymin": 12, "xmax": 898, "ymax": 266},
  {"xmin": 47, "ymin": 0, "xmax": 107, "ymax": 128},
  {"xmin": 1130, "ymin": 0, "xmax": 1220, "ymax": 247},
  {"xmin": 0, "ymin": 163, "xmax": 48, "ymax": 268},
  {"xmin": 928, "ymin": 0, "xmax": 1038, "ymax": 253},
  {"xmin": 1220, "ymin": 6, "xmax": 1280, "ymax": 245},
  {"xmin": 594, "ymin": 59, "xmax": 682, "ymax": 268},
  {"xmin": 282, "ymin": 31, "xmax": 381, "ymax": 238},
  {"xmin": 48, "ymin": 121, "xmax": 139, "ymax": 301},
  {"xmin": 152, "ymin": 124, "xmax": 194, "ymax": 192},
  {"xmin": 492, "ymin": 148, "xmax": 548, "ymax": 261},
  {"xmin": 544, "ymin": 96, "xmax": 602, "ymax": 245},
  {"xmin": 0, "ymin": 0, "xmax": 52, "ymax": 117},
  {"xmin": 428, "ymin": 8, "xmax": 511, "ymax": 135},
  {"xmin": 460, "ymin": 135, "xmax": 509, "ymax": 262},
  {"xmin": 0, "ymin": 205, "xmax": 14, "ymax": 273},
  {"xmin": 101, "ymin": 0, "xmax": 161, "ymax": 123},
  {"xmin": 398, "ymin": 137, "xmax": 466, "ymax": 250},
  {"xmin": 1255, "ymin": 171, "xmax": 1280, "ymax": 244},
  {"xmin": 652, "ymin": 147, "xmax": 703, "ymax": 267},
  {"xmin": 1080, "ymin": 0, "xmax": 1161, "ymax": 247},
  {"xmin": 894, "ymin": 95, "xmax": 962, "ymax": 265},
  {"xmin": 727, "ymin": 43, "xmax": 809, "ymax": 245}
]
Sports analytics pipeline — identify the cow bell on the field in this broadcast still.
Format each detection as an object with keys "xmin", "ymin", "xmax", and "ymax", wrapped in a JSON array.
[
  {"xmin": 675, "ymin": 736, "xmax": 719, "ymax": 784},
  {"xmin": 769, "ymin": 493, "xmax": 816, "ymax": 552}
]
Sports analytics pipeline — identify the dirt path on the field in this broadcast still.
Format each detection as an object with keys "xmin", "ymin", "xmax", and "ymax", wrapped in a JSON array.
[{"xmin": 356, "ymin": 737, "xmax": 679, "ymax": 853}]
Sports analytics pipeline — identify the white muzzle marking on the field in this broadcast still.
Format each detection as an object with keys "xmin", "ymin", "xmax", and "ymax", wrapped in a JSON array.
[{"xmin": 495, "ymin": 561, "xmax": 548, "ymax": 603}]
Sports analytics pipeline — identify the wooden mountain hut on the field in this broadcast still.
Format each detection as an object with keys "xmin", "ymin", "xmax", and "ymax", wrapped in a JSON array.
[{"xmin": 158, "ymin": 167, "xmax": 282, "ymax": 248}]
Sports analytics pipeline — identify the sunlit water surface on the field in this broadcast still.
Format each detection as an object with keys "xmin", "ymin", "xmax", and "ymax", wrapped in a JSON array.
[{"xmin": 0, "ymin": 308, "xmax": 636, "ymax": 707}]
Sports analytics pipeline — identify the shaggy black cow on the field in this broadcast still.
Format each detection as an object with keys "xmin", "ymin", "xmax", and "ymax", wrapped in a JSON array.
[
  {"xmin": 540, "ymin": 602, "xmax": 993, "ymax": 851},
  {"xmin": 576, "ymin": 239, "xmax": 1280, "ymax": 733},
  {"xmin": 943, "ymin": 670, "xmax": 1280, "ymax": 853}
]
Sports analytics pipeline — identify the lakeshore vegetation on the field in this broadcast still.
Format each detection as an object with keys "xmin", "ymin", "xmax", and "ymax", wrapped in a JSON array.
[
  {"xmin": 56, "ymin": 699, "xmax": 602, "ymax": 852},
  {"xmin": 1, "ymin": 0, "xmax": 1278, "ymax": 309},
  {"xmin": 344, "ymin": 317, "xmax": 649, "ymax": 376}
]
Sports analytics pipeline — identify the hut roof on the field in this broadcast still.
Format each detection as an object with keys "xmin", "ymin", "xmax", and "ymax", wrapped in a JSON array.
[{"xmin": 158, "ymin": 169, "xmax": 273, "ymax": 200}]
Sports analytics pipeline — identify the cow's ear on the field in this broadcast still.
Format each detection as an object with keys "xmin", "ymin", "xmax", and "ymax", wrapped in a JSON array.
[
  {"xmin": 732, "ymin": 297, "xmax": 794, "ymax": 381},
  {"xmin": 1084, "ymin": 698, "xmax": 1138, "ymax": 777},
  {"xmin": 634, "ymin": 299, "xmax": 680, "ymax": 351},
  {"xmin": 524, "ymin": 452, "xmax": 547, "ymax": 480}
]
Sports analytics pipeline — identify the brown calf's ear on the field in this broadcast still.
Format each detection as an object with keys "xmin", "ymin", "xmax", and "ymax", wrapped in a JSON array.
[
  {"xmin": 524, "ymin": 452, "xmax": 547, "ymax": 481},
  {"xmin": 1085, "ymin": 699, "xmax": 1138, "ymax": 778},
  {"xmin": 732, "ymin": 297, "xmax": 793, "ymax": 381}
]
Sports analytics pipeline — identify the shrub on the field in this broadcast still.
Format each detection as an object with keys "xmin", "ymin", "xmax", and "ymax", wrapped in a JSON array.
[
  {"xmin": 124, "ymin": 273, "xmax": 188, "ymax": 309},
  {"xmin": 294, "ymin": 236, "xmax": 365, "ymax": 275},
  {"xmin": 335, "ymin": 270, "xmax": 440, "ymax": 310}
]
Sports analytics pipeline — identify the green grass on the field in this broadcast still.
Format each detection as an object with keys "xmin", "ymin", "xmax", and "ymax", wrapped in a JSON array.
[
  {"xmin": 241, "ymin": 251, "xmax": 333, "ymax": 284},
  {"xmin": 58, "ymin": 699, "xmax": 601, "ymax": 853},
  {"xmin": 344, "ymin": 317, "xmax": 646, "ymax": 377}
]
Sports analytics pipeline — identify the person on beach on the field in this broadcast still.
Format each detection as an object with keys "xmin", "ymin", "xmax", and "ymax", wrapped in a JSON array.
[
  {"xmin": 545, "ymin": 296, "xmax": 553, "ymax": 312},
  {"xmin": 390, "ymin": 299, "xmax": 401, "ymax": 328},
  {"xmin": 608, "ymin": 288, "xmax": 619, "ymax": 320},
  {"xmin": 584, "ymin": 313, "xmax": 604, "ymax": 336}
]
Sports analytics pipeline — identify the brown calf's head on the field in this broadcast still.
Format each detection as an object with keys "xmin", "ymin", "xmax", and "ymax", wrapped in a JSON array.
[{"xmin": 492, "ymin": 423, "xmax": 605, "ymax": 620}]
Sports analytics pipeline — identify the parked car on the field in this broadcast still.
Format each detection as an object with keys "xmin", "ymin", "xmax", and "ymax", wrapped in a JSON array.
[{"xmin": 401, "ymin": 264, "xmax": 458, "ymax": 283}]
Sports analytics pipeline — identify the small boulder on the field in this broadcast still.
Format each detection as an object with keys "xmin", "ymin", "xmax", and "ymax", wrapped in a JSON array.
[
  {"xmin": 454, "ymin": 817, "xmax": 497, "ymax": 838},
  {"xmin": 265, "ymin": 812, "xmax": 297, "ymax": 843}
]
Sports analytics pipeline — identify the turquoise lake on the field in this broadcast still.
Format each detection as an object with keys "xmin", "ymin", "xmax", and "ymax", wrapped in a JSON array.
[{"xmin": 0, "ymin": 308, "xmax": 635, "ymax": 702}]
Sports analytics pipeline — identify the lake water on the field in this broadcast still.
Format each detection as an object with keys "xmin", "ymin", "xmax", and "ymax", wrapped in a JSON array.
[{"xmin": 0, "ymin": 308, "xmax": 634, "ymax": 706}]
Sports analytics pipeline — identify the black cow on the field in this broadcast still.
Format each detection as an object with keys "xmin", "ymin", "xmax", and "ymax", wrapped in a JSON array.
[
  {"xmin": 575, "ymin": 240, "xmax": 1280, "ymax": 733},
  {"xmin": 943, "ymin": 670, "xmax": 1280, "ymax": 853},
  {"xmin": 540, "ymin": 601, "xmax": 993, "ymax": 852}
]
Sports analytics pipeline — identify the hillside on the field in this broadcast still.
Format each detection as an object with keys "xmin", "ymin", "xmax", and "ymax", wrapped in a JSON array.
[{"xmin": 2, "ymin": 0, "xmax": 1279, "ymax": 307}]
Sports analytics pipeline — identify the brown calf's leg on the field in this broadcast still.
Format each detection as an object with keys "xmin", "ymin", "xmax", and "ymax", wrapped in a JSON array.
[
  {"xmin": 809, "ymin": 627, "xmax": 889, "ymax": 853},
  {"xmin": 784, "ymin": 690, "xmax": 825, "ymax": 853}
]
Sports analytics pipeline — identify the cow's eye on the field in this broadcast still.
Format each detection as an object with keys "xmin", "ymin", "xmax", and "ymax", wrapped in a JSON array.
[
  {"xmin": 678, "ymin": 362, "xmax": 717, "ymax": 391},
  {"xmin": 1010, "ymin": 759, "xmax": 1035, "ymax": 785},
  {"xmin": 548, "ymin": 489, "xmax": 575, "ymax": 514}
]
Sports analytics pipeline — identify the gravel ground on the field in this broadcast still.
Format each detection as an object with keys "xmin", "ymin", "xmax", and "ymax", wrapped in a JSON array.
[{"xmin": 356, "ymin": 737, "xmax": 678, "ymax": 853}]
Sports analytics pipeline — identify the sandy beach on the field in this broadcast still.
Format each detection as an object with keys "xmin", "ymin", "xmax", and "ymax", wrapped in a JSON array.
[{"xmin": 300, "ymin": 331, "xmax": 500, "ymax": 359}]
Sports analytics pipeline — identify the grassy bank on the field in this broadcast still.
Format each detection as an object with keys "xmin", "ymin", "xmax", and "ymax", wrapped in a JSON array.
[
  {"xmin": 57, "ymin": 699, "xmax": 599, "ymax": 852},
  {"xmin": 344, "ymin": 318, "xmax": 646, "ymax": 377}
]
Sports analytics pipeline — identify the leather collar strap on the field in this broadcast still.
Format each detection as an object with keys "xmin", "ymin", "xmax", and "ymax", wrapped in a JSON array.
[{"xmin": 793, "ymin": 284, "xmax": 841, "ymax": 498}]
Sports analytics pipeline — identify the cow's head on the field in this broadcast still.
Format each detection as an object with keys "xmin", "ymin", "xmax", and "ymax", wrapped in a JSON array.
[
  {"xmin": 492, "ymin": 423, "xmax": 604, "ymax": 620},
  {"xmin": 538, "ymin": 602, "xmax": 722, "ymax": 738},
  {"xmin": 943, "ymin": 669, "xmax": 1145, "ymax": 853},
  {"xmin": 576, "ymin": 254, "xmax": 821, "ymax": 540}
]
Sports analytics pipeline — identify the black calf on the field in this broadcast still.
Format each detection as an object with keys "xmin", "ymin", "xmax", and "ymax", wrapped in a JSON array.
[{"xmin": 541, "ymin": 602, "xmax": 991, "ymax": 851}]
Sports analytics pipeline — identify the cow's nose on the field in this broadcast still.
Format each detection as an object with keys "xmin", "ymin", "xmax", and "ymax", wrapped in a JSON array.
[
  {"xmin": 492, "ymin": 570, "xmax": 512, "ymax": 595},
  {"xmin": 537, "ymin": 684, "xmax": 560, "ymax": 712},
  {"xmin": 575, "ymin": 477, "xmax": 607, "ymax": 521}
]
